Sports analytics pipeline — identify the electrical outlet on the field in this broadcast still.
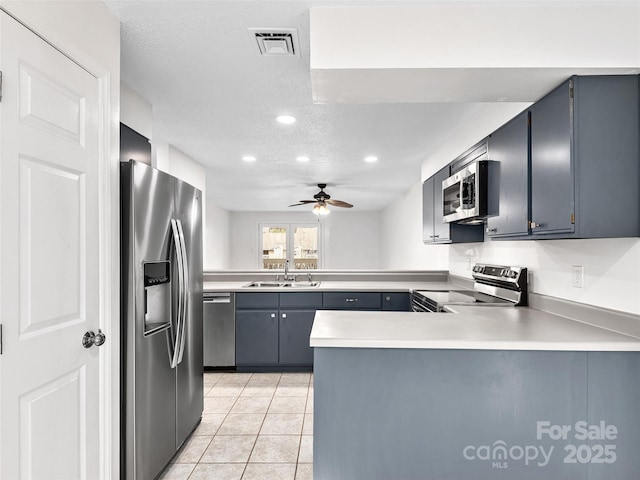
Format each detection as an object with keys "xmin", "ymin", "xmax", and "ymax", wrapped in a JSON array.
[{"xmin": 572, "ymin": 266, "xmax": 584, "ymax": 288}]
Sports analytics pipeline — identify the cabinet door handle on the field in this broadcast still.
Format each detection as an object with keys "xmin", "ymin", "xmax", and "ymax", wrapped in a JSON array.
[
  {"xmin": 433, "ymin": 235, "xmax": 440, "ymax": 238},
  {"xmin": 281, "ymin": 313, "xmax": 287, "ymax": 319},
  {"xmin": 530, "ymin": 221, "xmax": 545, "ymax": 229},
  {"xmin": 486, "ymin": 228, "xmax": 497, "ymax": 233},
  {"xmin": 270, "ymin": 313, "xmax": 276, "ymax": 318},
  {"xmin": 345, "ymin": 298, "xmax": 358, "ymax": 303}
]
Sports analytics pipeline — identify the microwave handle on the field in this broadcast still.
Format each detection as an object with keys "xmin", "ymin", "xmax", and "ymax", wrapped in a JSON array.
[{"xmin": 461, "ymin": 178, "xmax": 472, "ymax": 206}]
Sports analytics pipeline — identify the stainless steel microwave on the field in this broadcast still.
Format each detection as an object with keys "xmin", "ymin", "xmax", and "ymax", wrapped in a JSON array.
[{"xmin": 442, "ymin": 160, "xmax": 489, "ymax": 224}]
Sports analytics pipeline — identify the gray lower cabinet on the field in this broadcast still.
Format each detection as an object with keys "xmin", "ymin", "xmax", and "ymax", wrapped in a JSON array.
[
  {"xmin": 381, "ymin": 292, "xmax": 410, "ymax": 311},
  {"xmin": 236, "ymin": 292, "xmax": 321, "ymax": 369},
  {"xmin": 235, "ymin": 309, "xmax": 279, "ymax": 366},
  {"xmin": 236, "ymin": 291, "xmax": 411, "ymax": 369},
  {"xmin": 486, "ymin": 110, "xmax": 530, "ymax": 238},
  {"xmin": 423, "ymin": 166, "xmax": 484, "ymax": 244},
  {"xmin": 279, "ymin": 309, "xmax": 316, "ymax": 366},
  {"xmin": 279, "ymin": 292, "xmax": 322, "ymax": 367},
  {"xmin": 323, "ymin": 292, "xmax": 381, "ymax": 310}
]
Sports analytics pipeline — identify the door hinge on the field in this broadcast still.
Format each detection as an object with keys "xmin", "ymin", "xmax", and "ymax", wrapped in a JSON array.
[
  {"xmin": 569, "ymin": 79, "xmax": 574, "ymax": 99},
  {"xmin": 527, "ymin": 220, "xmax": 532, "ymax": 230},
  {"xmin": 571, "ymin": 213, "xmax": 575, "ymax": 224}
]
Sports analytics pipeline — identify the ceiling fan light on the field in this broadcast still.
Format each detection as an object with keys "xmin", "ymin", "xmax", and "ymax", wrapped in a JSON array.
[{"xmin": 312, "ymin": 202, "xmax": 330, "ymax": 216}]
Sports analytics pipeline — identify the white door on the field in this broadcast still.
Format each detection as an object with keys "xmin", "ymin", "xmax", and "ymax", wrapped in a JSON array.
[{"xmin": 0, "ymin": 11, "xmax": 103, "ymax": 479}]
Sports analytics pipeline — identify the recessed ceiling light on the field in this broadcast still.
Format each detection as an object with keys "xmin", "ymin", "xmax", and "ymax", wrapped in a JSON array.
[
  {"xmin": 296, "ymin": 156, "xmax": 310, "ymax": 162},
  {"xmin": 242, "ymin": 155, "xmax": 256, "ymax": 162},
  {"xmin": 364, "ymin": 156, "xmax": 378, "ymax": 163},
  {"xmin": 276, "ymin": 115, "xmax": 296, "ymax": 125}
]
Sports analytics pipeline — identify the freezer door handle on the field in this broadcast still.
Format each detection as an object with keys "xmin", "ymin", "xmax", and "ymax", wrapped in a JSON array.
[
  {"xmin": 175, "ymin": 218, "xmax": 189, "ymax": 365},
  {"xmin": 170, "ymin": 218, "xmax": 186, "ymax": 368}
]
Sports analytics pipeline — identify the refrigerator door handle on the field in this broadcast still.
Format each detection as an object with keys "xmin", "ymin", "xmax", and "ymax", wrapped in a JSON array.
[
  {"xmin": 170, "ymin": 218, "xmax": 186, "ymax": 368},
  {"xmin": 175, "ymin": 219, "xmax": 189, "ymax": 365}
]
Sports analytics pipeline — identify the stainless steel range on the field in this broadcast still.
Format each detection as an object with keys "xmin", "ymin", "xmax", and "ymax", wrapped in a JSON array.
[{"xmin": 411, "ymin": 264, "xmax": 528, "ymax": 312}]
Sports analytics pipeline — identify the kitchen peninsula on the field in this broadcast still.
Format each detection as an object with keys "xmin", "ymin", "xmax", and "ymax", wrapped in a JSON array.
[{"xmin": 310, "ymin": 308, "xmax": 640, "ymax": 480}]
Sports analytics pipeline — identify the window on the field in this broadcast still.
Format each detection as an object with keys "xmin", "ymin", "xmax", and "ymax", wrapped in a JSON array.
[{"xmin": 260, "ymin": 224, "xmax": 321, "ymax": 270}]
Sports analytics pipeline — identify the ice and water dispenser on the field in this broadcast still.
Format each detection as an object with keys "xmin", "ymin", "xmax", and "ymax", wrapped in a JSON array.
[{"xmin": 143, "ymin": 261, "xmax": 171, "ymax": 336}]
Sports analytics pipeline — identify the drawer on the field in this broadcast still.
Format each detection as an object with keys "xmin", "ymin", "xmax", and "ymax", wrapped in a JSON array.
[
  {"xmin": 382, "ymin": 292, "xmax": 411, "ymax": 311},
  {"xmin": 235, "ymin": 292, "xmax": 279, "ymax": 309},
  {"xmin": 280, "ymin": 292, "xmax": 323, "ymax": 309},
  {"xmin": 322, "ymin": 292, "xmax": 381, "ymax": 310}
]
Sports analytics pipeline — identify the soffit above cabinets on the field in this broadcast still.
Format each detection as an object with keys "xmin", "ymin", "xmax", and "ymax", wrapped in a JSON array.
[{"xmin": 310, "ymin": 4, "xmax": 640, "ymax": 104}]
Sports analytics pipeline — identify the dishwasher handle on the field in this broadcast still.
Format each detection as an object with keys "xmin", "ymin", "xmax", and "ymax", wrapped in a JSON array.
[{"xmin": 204, "ymin": 293, "xmax": 232, "ymax": 304}]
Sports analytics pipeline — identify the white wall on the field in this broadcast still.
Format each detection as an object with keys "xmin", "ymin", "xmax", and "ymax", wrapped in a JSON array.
[
  {"xmin": 380, "ymin": 182, "xmax": 447, "ymax": 270},
  {"xmin": 381, "ymin": 181, "xmax": 640, "ymax": 315},
  {"xmin": 205, "ymin": 202, "xmax": 231, "ymax": 270},
  {"xmin": 120, "ymin": 83, "xmax": 152, "ymax": 139},
  {"xmin": 228, "ymin": 211, "xmax": 381, "ymax": 270},
  {"xmin": 153, "ymin": 143, "xmax": 205, "ymax": 192},
  {"xmin": 449, "ymin": 238, "xmax": 640, "ymax": 315},
  {"xmin": 153, "ymin": 143, "xmax": 208, "ymax": 264}
]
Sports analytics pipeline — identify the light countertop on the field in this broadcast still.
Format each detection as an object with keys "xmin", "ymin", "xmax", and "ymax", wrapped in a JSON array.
[
  {"xmin": 309, "ymin": 309, "xmax": 640, "ymax": 352},
  {"xmin": 203, "ymin": 280, "xmax": 459, "ymax": 293}
]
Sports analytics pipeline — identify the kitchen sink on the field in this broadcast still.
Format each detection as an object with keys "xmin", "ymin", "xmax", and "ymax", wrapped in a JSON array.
[
  {"xmin": 243, "ymin": 282, "xmax": 284, "ymax": 288},
  {"xmin": 281, "ymin": 281, "xmax": 321, "ymax": 288},
  {"xmin": 243, "ymin": 281, "xmax": 321, "ymax": 288}
]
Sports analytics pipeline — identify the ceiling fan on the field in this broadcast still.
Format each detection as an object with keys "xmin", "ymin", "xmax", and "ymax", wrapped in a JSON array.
[{"xmin": 288, "ymin": 183, "xmax": 354, "ymax": 215}]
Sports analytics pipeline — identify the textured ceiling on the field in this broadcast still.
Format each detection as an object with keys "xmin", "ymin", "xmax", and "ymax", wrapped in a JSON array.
[{"xmin": 104, "ymin": 0, "xmax": 634, "ymax": 212}]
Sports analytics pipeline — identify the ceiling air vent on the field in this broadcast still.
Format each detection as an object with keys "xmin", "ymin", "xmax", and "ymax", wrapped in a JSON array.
[{"xmin": 248, "ymin": 28, "xmax": 299, "ymax": 56}]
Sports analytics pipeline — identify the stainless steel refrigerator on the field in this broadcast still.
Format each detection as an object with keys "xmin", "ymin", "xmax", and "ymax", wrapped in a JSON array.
[{"xmin": 120, "ymin": 159, "xmax": 203, "ymax": 480}]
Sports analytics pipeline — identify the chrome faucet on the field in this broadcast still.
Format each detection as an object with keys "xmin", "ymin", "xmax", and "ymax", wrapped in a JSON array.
[{"xmin": 283, "ymin": 260, "xmax": 294, "ymax": 281}]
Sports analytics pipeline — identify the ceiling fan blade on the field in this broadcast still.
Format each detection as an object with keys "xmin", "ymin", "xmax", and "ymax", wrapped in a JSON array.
[
  {"xmin": 326, "ymin": 199, "xmax": 353, "ymax": 208},
  {"xmin": 288, "ymin": 200, "xmax": 316, "ymax": 207}
]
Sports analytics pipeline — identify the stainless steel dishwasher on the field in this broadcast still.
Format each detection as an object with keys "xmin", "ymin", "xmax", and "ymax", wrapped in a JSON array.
[{"xmin": 203, "ymin": 292, "xmax": 235, "ymax": 368}]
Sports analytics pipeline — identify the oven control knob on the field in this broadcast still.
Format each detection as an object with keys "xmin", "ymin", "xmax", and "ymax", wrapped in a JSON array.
[{"xmin": 509, "ymin": 271, "xmax": 518, "ymax": 279}]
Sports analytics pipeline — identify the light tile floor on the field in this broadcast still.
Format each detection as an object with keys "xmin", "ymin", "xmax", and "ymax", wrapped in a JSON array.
[{"xmin": 159, "ymin": 372, "xmax": 314, "ymax": 480}]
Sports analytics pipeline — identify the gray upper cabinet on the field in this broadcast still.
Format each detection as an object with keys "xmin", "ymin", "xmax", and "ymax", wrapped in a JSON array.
[
  {"xmin": 423, "ymin": 166, "xmax": 484, "ymax": 244},
  {"xmin": 530, "ymin": 75, "xmax": 640, "ymax": 239},
  {"xmin": 422, "ymin": 174, "xmax": 438, "ymax": 243},
  {"xmin": 486, "ymin": 110, "xmax": 530, "ymax": 238},
  {"xmin": 487, "ymin": 74, "xmax": 640, "ymax": 240},
  {"xmin": 422, "ymin": 167, "xmax": 450, "ymax": 243},
  {"xmin": 529, "ymin": 79, "xmax": 574, "ymax": 236}
]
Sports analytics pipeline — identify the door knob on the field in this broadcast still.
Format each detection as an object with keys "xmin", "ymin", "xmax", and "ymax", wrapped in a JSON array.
[{"xmin": 82, "ymin": 329, "xmax": 106, "ymax": 348}]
